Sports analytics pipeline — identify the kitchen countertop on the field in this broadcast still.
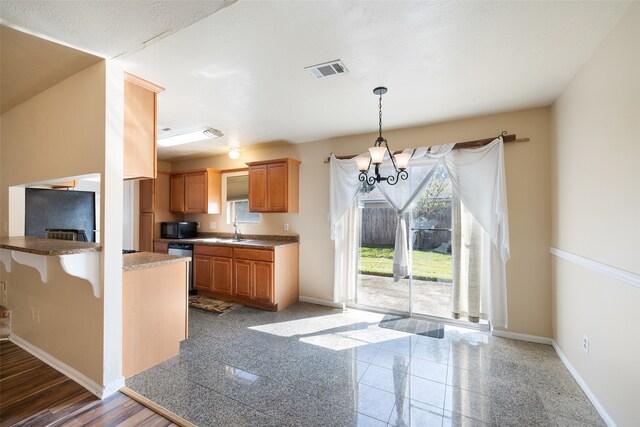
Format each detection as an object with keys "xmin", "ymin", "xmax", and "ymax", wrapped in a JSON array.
[
  {"xmin": 123, "ymin": 252, "xmax": 191, "ymax": 272},
  {"xmin": 0, "ymin": 236, "xmax": 102, "ymax": 256},
  {"xmin": 154, "ymin": 236, "xmax": 299, "ymax": 249}
]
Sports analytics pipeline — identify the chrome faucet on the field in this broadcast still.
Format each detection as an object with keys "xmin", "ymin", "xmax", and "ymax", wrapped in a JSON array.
[{"xmin": 233, "ymin": 216, "xmax": 241, "ymax": 241}]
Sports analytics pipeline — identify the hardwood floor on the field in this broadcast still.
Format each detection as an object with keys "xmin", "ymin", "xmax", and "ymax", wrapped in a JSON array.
[{"xmin": 0, "ymin": 340, "xmax": 178, "ymax": 427}]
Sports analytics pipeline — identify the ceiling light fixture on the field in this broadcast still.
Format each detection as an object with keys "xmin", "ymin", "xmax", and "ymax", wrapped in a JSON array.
[
  {"xmin": 228, "ymin": 147, "xmax": 241, "ymax": 159},
  {"xmin": 157, "ymin": 127, "xmax": 223, "ymax": 147},
  {"xmin": 357, "ymin": 87, "xmax": 410, "ymax": 186}
]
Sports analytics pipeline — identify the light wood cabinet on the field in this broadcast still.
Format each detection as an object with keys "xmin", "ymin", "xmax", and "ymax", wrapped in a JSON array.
[
  {"xmin": 123, "ymin": 73, "xmax": 164, "ymax": 180},
  {"xmin": 139, "ymin": 213, "xmax": 154, "ymax": 252},
  {"xmin": 246, "ymin": 158, "xmax": 300, "ymax": 213},
  {"xmin": 193, "ymin": 255, "xmax": 211, "ymax": 291},
  {"xmin": 139, "ymin": 172, "xmax": 179, "ymax": 251},
  {"xmin": 169, "ymin": 173, "xmax": 185, "ymax": 213},
  {"xmin": 252, "ymin": 261, "xmax": 274, "ymax": 303},
  {"xmin": 193, "ymin": 245, "xmax": 233, "ymax": 294},
  {"xmin": 170, "ymin": 169, "xmax": 221, "ymax": 214},
  {"xmin": 234, "ymin": 249, "xmax": 274, "ymax": 304},
  {"xmin": 123, "ymin": 261, "xmax": 188, "ymax": 379},
  {"xmin": 193, "ymin": 243, "xmax": 298, "ymax": 311},
  {"xmin": 139, "ymin": 179, "xmax": 154, "ymax": 213},
  {"xmin": 211, "ymin": 257, "xmax": 233, "ymax": 296},
  {"xmin": 153, "ymin": 241, "xmax": 168, "ymax": 254},
  {"xmin": 233, "ymin": 259, "xmax": 252, "ymax": 299}
]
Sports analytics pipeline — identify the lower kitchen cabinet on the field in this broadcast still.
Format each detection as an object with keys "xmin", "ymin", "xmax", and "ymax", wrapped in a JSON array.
[
  {"xmin": 153, "ymin": 241, "xmax": 168, "ymax": 254},
  {"xmin": 233, "ymin": 259, "xmax": 274, "ymax": 303},
  {"xmin": 252, "ymin": 261, "xmax": 274, "ymax": 303},
  {"xmin": 212, "ymin": 257, "xmax": 233, "ymax": 296},
  {"xmin": 193, "ymin": 255, "xmax": 211, "ymax": 291},
  {"xmin": 194, "ymin": 243, "xmax": 298, "ymax": 311},
  {"xmin": 234, "ymin": 259, "xmax": 252, "ymax": 298},
  {"xmin": 193, "ymin": 245, "xmax": 233, "ymax": 294}
]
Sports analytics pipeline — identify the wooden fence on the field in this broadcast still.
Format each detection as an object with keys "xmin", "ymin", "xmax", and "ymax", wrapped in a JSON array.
[{"xmin": 361, "ymin": 204, "xmax": 451, "ymax": 249}]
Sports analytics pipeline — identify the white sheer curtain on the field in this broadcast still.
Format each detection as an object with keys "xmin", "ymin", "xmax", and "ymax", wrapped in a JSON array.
[
  {"xmin": 451, "ymin": 192, "xmax": 490, "ymax": 322},
  {"xmin": 443, "ymin": 138, "xmax": 510, "ymax": 327},
  {"xmin": 333, "ymin": 201, "xmax": 360, "ymax": 304},
  {"xmin": 329, "ymin": 136, "xmax": 510, "ymax": 327}
]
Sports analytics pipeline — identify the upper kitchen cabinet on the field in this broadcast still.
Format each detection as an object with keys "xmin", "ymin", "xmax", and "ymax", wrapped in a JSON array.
[
  {"xmin": 170, "ymin": 169, "xmax": 222, "ymax": 214},
  {"xmin": 123, "ymin": 72, "xmax": 164, "ymax": 180},
  {"xmin": 246, "ymin": 158, "xmax": 300, "ymax": 213}
]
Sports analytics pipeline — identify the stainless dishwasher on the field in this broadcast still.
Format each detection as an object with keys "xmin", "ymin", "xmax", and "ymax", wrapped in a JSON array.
[{"xmin": 168, "ymin": 243, "xmax": 194, "ymax": 293}]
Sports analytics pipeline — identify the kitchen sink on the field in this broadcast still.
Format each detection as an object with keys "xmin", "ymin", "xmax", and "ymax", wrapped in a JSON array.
[{"xmin": 195, "ymin": 238, "xmax": 252, "ymax": 244}]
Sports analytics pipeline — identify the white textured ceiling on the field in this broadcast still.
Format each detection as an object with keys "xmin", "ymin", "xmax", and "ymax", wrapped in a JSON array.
[
  {"xmin": 0, "ymin": 0, "xmax": 237, "ymax": 58},
  {"xmin": 1, "ymin": 1, "xmax": 631, "ymax": 161}
]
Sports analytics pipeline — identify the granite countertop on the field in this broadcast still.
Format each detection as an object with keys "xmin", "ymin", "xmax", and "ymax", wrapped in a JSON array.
[
  {"xmin": 155, "ymin": 234, "xmax": 299, "ymax": 249},
  {"xmin": 0, "ymin": 236, "xmax": 102, "ymax": 256},
  {"xmin": 123, "ymin": 252, "xmax": 191, "ymax": 272}
]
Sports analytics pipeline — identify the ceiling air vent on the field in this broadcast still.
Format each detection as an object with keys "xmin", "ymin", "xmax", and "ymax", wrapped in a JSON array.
[{"xmin": 305, "ymin": 60, "xmax": 348, "ymax": 79}]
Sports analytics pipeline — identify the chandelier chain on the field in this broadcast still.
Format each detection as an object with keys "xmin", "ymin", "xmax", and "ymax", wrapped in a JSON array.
[{"xmin": 378, "ymin": 93, "xmax": 383, "ymax": 139}]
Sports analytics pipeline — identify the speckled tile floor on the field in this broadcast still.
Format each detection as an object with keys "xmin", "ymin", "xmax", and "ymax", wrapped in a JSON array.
[{"xmin": 126, "ymin": 303, "xmax": 604, "ymax": 427}]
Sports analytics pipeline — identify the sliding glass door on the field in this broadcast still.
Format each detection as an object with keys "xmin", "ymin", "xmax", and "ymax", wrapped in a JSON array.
[
  {"xmin": 353, "ymin": 166, "xmax": 458, "ymax": 321},
  {"xmin": 408, "ymin": 165, "xmax": 454, "ymax": 319},
  {"xmin": 355, "ymin": 186, "xmax": 410, "ymax": 313}
]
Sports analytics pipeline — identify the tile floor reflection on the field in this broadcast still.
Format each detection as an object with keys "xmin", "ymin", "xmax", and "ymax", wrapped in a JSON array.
[{"xmin": 126, "ymin": 303, "xmax": 604, "ymax": 426}]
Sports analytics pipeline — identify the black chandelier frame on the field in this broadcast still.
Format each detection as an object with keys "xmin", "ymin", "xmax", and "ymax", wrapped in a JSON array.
[{"xmin": 358, "ymin": 87, "xmax": 409, "ymax": 187}]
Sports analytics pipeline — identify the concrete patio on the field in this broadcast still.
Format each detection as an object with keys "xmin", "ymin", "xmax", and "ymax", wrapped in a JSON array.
[{"xmin": 356, "ymin": 274, "xmax": 454, "ymax": 319}]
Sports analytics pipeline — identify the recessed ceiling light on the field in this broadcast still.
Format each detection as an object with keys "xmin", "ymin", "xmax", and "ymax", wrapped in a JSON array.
[
  {"xmin": 157, "ymin": 127, "xmax": 223, "ymax": 147},
  {"xmin": 228, "ymin": 148, "xmax": 241, "ymax": 159}
]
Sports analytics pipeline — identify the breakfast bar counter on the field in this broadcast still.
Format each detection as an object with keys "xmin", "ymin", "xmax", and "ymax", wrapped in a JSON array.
[{"xmin": 0, "ymin": 236, "xmax": 102, "ymax": 255}]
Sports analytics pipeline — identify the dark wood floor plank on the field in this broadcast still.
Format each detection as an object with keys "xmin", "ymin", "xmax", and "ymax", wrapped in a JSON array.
[
  {"xmin": 8, "ymin": 384, "xmax": 96, "ymax": 427},
  {"xmin": 0, "ymin": 342, "xmax": 178, "ymax": 427},
  {"xmin": 0, "ymin": 355, "xmax": 44, "ymax": 380},
  {"xmin": 0, "ymin": 366, "xmax": 68, "ymax": 406}
]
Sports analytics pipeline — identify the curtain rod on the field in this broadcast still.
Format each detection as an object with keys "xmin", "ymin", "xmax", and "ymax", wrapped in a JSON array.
[{"xmin": 323, "ymin": 132, "xmax": 529, "ymax": 163}]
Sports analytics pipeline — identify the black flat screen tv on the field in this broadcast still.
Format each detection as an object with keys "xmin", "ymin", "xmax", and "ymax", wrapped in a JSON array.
[{"xmin": 25, "ymin": 188, "xmax": 96, "ymax": 243}]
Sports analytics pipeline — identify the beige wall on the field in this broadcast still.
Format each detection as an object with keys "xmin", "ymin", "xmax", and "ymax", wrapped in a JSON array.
[
  {"xmin": 173, "ymin": 106, "xmax": 552, "ymax": 338},
  {"xmin": 0, "ymin": 62, "xmax": 108, "ymax": 384},
  {"xmin": 551, "ymin": 3, "xmax": 640, "ymax": 426}
]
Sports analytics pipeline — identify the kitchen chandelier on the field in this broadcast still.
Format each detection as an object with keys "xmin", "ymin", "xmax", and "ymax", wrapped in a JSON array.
[{"xmin": 356, "ymin": 87, "xmax": 411, "ymax": 186}]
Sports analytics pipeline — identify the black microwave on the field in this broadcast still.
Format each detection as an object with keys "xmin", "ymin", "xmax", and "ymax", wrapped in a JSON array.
[{"xmin": 161, "ymin": 222, "xmax": 198, "ymax": 239}]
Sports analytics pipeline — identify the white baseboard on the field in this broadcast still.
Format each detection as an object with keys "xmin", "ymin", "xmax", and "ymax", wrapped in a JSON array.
[
  {"xmin": 9, "ymin": 334, "xmax": 124, "ymax": 399},
  {"xmin": 491, "ymin": 329, "xmax": 553, "ymax": 345},
  {"xmin": 298, "ymin": 296, "xmax": 344, "ymax": 308},
  {"xmin": 551, "ymin": 340, "xmax": 616, "ymax": 427}
]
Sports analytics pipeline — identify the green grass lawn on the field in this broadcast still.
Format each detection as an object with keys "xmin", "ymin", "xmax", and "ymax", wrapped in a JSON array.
[{"xmin": 359, "ymin": 246, "xmax": 452, "ymax": 282}]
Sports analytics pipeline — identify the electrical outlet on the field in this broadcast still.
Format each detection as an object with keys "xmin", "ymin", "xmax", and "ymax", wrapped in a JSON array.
[
  {"xmin": 583, "ymin": 334, "xmax": 589, "ymax": 355},
  {"xmin": 35, "ymin": 309, "xmax": 41, "ymax": 324},
  {"xmin": 30, "ymin": 307, "xmax": 35, "ymax": 322},
  {"xmin": 196, "ymin": 222, "xmax": 201, "ymax": 229},
  {"xmin": 210, "ymin": 222, "xmax": 216, "ymax": 229},
  {"xmin": 283, "ymin": 223, "xmax": 289, "ymax": 231}
]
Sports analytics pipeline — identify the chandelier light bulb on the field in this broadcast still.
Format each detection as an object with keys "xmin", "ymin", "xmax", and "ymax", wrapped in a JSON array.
[
  {"xmin": 394, "ymin": 152, "xmax": 411, "ymax": 170},
  {"xmin": 368, "ymin": 146, "xmax": 386, "ymax": 164},
  {"xmin": 355, "ymin": 156, "xmax": 371, "ymax": 171}
]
